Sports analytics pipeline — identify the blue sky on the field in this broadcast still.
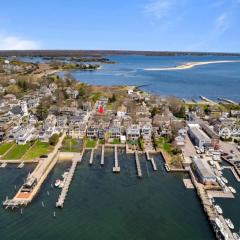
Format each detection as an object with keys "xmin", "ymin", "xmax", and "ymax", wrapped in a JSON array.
[{"xmin": 0, "ymin": 0, "xmax": 240, "ymax": 52}]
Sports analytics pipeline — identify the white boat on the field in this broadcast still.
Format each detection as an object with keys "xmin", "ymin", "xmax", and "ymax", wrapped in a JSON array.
[
  {"xmin": 225, "ymin": 218, "xmax": 234, "ymax": 229},
  {"xmin": 209, "ymin": 160, "xmax": 214, "ymax": 166},
  {"xmin": 214, "ymin": 205, "xmax": 223, "ymax": 215},
  {"xmin": 233, "ymin": 233, "xmax": 240, "ymax": 240},
  {"xmin": 54, "ymin": 179, "xmax": 61, "ymax": 187},
  {"xmin": 229, "ymin": 186, "xmax": 236, "ymax": 194},
  {"xmin": 215, "ymin": 218, "xmax": 229, "ymax": 240},
  {"xmin": 221, "ymin": 177, "xmax": 228, "ymax": 184}
]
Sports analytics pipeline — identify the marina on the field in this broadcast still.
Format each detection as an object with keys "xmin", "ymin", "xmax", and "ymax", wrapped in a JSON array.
[{"xmin": 0, "ymin": 151, "xmax": 215, "ymax": 239}]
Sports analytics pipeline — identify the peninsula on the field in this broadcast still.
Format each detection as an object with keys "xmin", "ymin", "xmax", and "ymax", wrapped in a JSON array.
[{"xmin": 144, "ymin": 60, "xmax": 240, "ymax": 71}]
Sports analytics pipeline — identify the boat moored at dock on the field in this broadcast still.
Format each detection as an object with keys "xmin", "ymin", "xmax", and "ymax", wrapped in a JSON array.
[
  {"xmin": 214, "ymin": 205, "xmax": 223, "ymax": 215},
  {"xmin": 229, "ymin": 187, "xmax": 236, "ymax": 194},
  {"xmin": 225, "ymin": 218, "xmax": 234, "ymax": 230}
]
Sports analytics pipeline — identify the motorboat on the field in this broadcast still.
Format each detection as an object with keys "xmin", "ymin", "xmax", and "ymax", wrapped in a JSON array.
[
  {"xmin": 229, "ymin": 186, "xmax": 236, "ymax": 194},
  {"xmin": 214, "ymin": 205, "xmax": 223, "ymax": 215},
  {"xmin": 225, "ymin": 218, "xmax": 234, "ymax": 229}
]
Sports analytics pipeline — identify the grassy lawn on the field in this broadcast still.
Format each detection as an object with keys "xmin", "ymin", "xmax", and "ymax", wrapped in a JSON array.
[
  {"xmin": 154, "ymin": 137, "xmax": 172, "ymax": 154},
  {"xmin": 99, "ymin": 139, "xmax": 105, "ymax": 145},
  {"xmin": 23, "ymin": 141, "xmax": 54, "ymax": 160},
  {"xmin": 109, "ymin": 138, "xmax": 120, "ymax": 144},
  {"xmin": 61, "ymin": 137, "xmax": 83, "ymax": 152},
  {"xmin": 86, "ymin": 138, "xmax": 97, "ymax": 148},
  {"xmin": 0, "ymin": 143, "xmax": 15, "ymax": 155},
  {"xmin": 4, "ymin": 143, "xmax": 32, "ymax": 160}
]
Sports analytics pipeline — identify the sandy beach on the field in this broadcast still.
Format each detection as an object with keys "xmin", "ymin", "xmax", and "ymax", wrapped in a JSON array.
[{"xmin": 144, "ymin": 60, "xmax": 240, "ymax": 71}]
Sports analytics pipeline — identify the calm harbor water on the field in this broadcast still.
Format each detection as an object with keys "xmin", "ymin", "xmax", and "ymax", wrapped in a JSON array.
[
  {"xmin": 0, "ymin": 150, "xmax": 215, "ymax": 240},
  {"xmin": 20, "ymin": 54, "xmax": 240, "ymax": 101},
  {"xmin": 70, "ymin": 55, "xmax": 240, "ymax": 101}
]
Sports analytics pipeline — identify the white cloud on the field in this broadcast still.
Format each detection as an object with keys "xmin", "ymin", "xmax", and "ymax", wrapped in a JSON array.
[
  {"xmin": 144, "ymin": 0, "xmax": 175, "ymax": 19},
  {"xmin": 0, "ymin": 35, "xmax": 40, "ymax": 50},
  {"xmin": 215, "ymin": 13, "xmax": 229, "ymax": 33}
]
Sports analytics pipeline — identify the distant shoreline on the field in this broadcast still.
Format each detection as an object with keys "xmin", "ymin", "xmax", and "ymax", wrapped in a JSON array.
[
  {"xmin": 144, "ymin": 60, "xmax": 240, "ymax": 71},
  {"xmin": 0, "ymin": 50, "xmax": 240, "ymax": 57}
]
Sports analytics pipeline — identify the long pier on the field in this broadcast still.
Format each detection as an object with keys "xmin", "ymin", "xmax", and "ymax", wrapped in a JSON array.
[
  {"xmin": 145, "ymin": 151, "xmax": 157, "ymax": 171},
  {"xmin": 113, "ymin": 145, "xmax": 120, "ymax": 173},
  {"xmin": 56, "ymin": 152, "xmax": 83, "ymax": 208},
  {"xmin": 89, "ymin": 149, "xmax": 94, "ymax": 165},
  {"xmin": 101, "ymin": 145, "xmax": 104, "ymax": 165},
  {"xmin": 135, "ymin": 151, "xmax": 142, "ymax": 178},
  {"xmin": 3, "ymin": 133, "xmax": 66, "ymax": 209}
]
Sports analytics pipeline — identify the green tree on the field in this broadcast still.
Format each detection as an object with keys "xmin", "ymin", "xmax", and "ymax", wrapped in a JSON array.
[
  {"xmin": 109, "ymin": 94, "xmax": 116, "ymax": 103},
  {"xmin": 36, "ymin": 102, "xmax": 48, "ymax": 121},
  {"xmin": 49, "ymin": 134, "xmax": 59, "ymax": 146}
]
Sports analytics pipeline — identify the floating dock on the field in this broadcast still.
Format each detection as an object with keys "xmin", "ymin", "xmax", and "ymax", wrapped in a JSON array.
[
  {"xmin": 89, "ymin": 149, "xmax": 94, "ymax": 165},
  {"xmin": 135, "ymin": 151, "xmax": 142, "ymax": 178},
  {"xmin": 101, "ymin": 145, "xmax": 104, "ymax": 166},
  {"xmin": 145, "ymin": 151, "xmax": 157, "ymax": 171},
  {"xmin": 113, "ymin": 146, "xmax": 120, "ymax": 173},
  {"xmin": 56, "ymin": 152, "xmax": 83, "ymax": 208}
]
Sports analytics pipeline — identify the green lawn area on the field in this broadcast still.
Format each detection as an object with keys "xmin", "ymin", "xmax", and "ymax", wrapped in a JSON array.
[
  {"xmin": 0, "ymin": 143, "xmax": 15, "ymax": 155},
  {"xmin": 61, "ymin": 137, "xmax": 83, "ymax": 152},
  {"xmin": 22, "ymin": 141, "xmax": 54, "ymax": 160},
  {"xmin": 154, "ymin": 137, "xmax": 172, "ymax": 154},
  {"xmin": 109, "ymin": 138, "xmax": 120, "ymax": 144},
  {"xmin": 86, "ymin": 138, "xmax": 97, "ymax": 148},
  {"xmin": 4, "ymin": 143, "xmax": 32, "ymax": 160}
]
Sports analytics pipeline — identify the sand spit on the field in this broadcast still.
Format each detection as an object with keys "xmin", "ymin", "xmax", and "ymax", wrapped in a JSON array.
[{"xmin": 144, "ymin": 60, "xmax": 240, "ymax": 71}]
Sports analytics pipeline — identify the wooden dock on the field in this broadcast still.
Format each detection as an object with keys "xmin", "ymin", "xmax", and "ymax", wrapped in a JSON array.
[
  {"xmin": 56, "ymin": 152, "xmax": 83, "ymax": 208},
  {"xmin": 145, "ymin": 151, "xmax": 157, "ymax": 171},
  {"xmin": 101, "ymin": 145, "xmax": 104, "ymax": 166},
  {"xmin": 113, "ymin": 145, "xmax": 120, "ymax": 173},
  {"xmin": 89, "ymin": 149, "xmax": 94, "ymax": 165},
  {"xmin": 207, "ymin": 190, "xmax": 234, "ymax": 199},
  {"xmin": 135, "ymin": 151, "xmax": 142, "ymax": 178}
]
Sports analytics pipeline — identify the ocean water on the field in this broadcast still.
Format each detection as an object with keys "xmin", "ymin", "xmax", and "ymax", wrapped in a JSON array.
[
  {"xmin": 0, "ymin": 150, "xmax": 215, "ymax": 240},
  {"xmin": 70, "ymin": 55, "xmax": 240, "ymax": 101}
]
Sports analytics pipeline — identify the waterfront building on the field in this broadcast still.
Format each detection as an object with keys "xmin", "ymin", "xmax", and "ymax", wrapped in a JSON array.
[
  {"xmin": 192, "ymin": 156, "xmax": 217, "ymax": 185},
  {"xmin": 188, "ymin": 124, "xmax": 211, "ymax": 149},
  {"xmin": 126, "ymin": 125, "xmax": 140, "ymax": 140}
]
